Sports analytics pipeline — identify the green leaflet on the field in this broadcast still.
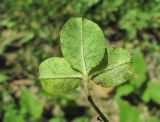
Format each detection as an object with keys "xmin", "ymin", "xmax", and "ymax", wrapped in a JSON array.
[
  {"xmin": 92, "ymin": 48, "xmax": 133, "ymax": 87},
  {"xmin": 39, "ymin": 18, "xmax": 134, "ymax": 94},
  {"xmin": 4, "ymin": 109, "xmax": 25, "ymax": 122},
  {"xmin": 41, "ymin": 79, "xmax": 80, "ymax": 94},
  {"xmin": 117, "ymin": 99, "xmax": 142, "ymax": 122},
  {"xmin": 130, "ymin": 48, "xmax": 147, "ymax": 88},
  {"xmin": 20, "ymin": 87, "xmax": 43, "ymax": 119},
  {"xmin": 60, "ymin": 18, "xmax": 105, "ymax": 74},
  {"xmin": 39, "ymin": 58, "xmax": 81, "ymax": 94},
  {"xmin": 142, "ymin": 81, "xmax": 160, "ymax": 104}
]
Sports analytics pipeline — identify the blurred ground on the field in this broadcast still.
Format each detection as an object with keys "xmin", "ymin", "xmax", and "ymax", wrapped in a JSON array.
[{"xmin": 0, "ymin": 0, "xmax": 160, "ymax": 122}]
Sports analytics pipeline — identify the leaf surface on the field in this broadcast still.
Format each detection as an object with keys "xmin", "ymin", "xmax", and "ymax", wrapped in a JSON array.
[
  {"xmin": 117, "ymin": 99, "xmax": 142, "ymax": 122},
  {"xmin": 20, "ymin": 87, "xmax": 43, "ymax": 119},
  {"xmin": 39, "ymin": 58, "xmax": 81, "ymax": 94},
  {"xmin": 92, "ymin": 48, "xmax": 133, "ymax": 87},
  {"xmin": 130, "ymin": 48, "xmax": 146, "ymax": 88},
  {"xmin": 142, "ymin": 81, "xmax": 160, "ymax": 104},
  {"xmin": 60, "ymin": 18, "xmax": 105, "ymax": 74}
]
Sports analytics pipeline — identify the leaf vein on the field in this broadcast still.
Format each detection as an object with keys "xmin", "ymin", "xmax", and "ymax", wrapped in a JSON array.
[
  {"xmin": 80, "ymin": 19, "xmax": 87, "ymax": 76},
  {"xmin": 91, "ymin": 62, "xmax": 133, "ymax": 77}
]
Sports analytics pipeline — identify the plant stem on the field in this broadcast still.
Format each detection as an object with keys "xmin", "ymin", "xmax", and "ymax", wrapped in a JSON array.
[
  {"xmin": 87, "ymin": 95, "xmax": 109, "ymax": 122},
  {"xmin": 82, "ymin": 77, "xmax": 109, "ymax": 122}
]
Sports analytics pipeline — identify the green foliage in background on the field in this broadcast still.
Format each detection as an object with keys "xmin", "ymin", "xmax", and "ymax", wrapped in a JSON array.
[
  {"xmin": 0, "ymin": 73, "xmax": 9, "ymax": 83},
  {"xmin": 0, "ymin": 0, "xmax": 160, "ymax": 122},
  {"xmin": 115, "ymin": 46, "xmax": 160, "ymax": 122},
  {"xmin": 142, "ymin": 81, "xmax": 160, "ymax": 104}
]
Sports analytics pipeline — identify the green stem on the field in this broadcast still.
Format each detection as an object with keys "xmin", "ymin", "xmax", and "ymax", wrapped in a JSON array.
[{"xmin": 87, "ymin": 95, "xmax": 109, "ymax": 122}]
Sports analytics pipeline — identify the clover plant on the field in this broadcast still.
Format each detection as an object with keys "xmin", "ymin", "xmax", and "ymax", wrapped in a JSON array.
[{"xmin": 39, "ymin": 18, "xmax": 133, "ymax": 122}]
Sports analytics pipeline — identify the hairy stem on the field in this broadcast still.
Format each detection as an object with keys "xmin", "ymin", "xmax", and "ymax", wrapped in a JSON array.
[{"xmin": 87, "ymin": 95, "xmax": 109, "ymax": 122}]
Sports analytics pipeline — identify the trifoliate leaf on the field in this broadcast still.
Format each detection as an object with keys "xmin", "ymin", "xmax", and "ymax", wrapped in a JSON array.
[
  {"xmin": 60, "ymin": 18, "xmax": 105, "ymax": 74},
  {"xmin": 39, "ymin": 58, "xmax": 81, "ymax": 94},
  {"xmin": 92, "ymin": 48, "xmax": 133, "ymax": 87},
  {"xmin": 39, "ymin": 18, "xmax": 134, "ymax": 95}
]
